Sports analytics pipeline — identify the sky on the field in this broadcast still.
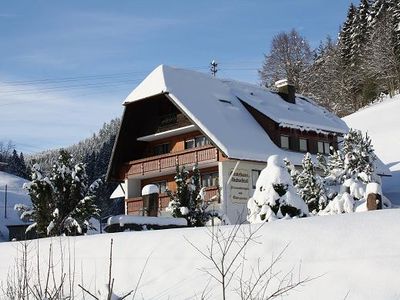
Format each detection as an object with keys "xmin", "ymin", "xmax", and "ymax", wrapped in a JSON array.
[{"xmin": 0, "ymin": 0, "xmax": 354, "ymax": 154}]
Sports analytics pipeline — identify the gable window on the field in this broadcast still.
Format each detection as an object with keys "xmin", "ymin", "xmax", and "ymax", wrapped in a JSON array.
[
  {"xmin": 185, "ymin": 135, "xmax": 210, "ymax": 149},
  {"xmin": 317, "ymin": 141, "xmax": 331, "ymax": 155},
  {"xmin": 280, "ymin": 135, "xmax": 290, "ymax": 149},
  {"xmin": 201, "ymin": 172, "xmax": 219, "ymax": 187},
  {"xmin": 251, "ymin": 169, "xmax": 261, "ymax": 189},
  {"xmin": 153, "ymin": 143, "xmax": 170, "ymax": 155},
  {"xmin": 299, "ymin": 138, "xmax": 308, "ymax": 152}
]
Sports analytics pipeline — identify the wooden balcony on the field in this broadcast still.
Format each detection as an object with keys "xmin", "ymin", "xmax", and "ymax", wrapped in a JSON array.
[
  {"xmin": 126, "ymin": 186, "xmax": 220, "ymax": 216},
  {"xmin": 125, "ymin": 145, "xmax": 219, "ymax": 177}
]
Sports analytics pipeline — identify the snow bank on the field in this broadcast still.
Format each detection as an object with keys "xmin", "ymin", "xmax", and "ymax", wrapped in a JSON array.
[
  {"xmin": 107, "ymin": 215, "xmax": 187, "ymax": 227},
  {"xmin": 0, "ymin": 210, "xmax": 399, "ymax": 299}
]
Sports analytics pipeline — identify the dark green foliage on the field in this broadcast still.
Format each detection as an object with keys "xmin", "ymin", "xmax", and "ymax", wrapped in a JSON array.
[
  {"xmin": 167, "ymin": 164, "xmax": 217, "ymax": 227},
  {"xmin": 272, "ymin": 184, "xmax": 288, "ymax": 197},
  {"xmin": 20, "ymin": 150, "xmax": 100, "ymax": 237},
  {"xmin": 296, "ymin": 153, "xmax": 327, "ymax": 212}
]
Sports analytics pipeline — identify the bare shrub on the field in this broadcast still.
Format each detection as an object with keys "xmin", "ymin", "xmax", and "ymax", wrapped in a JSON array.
[{"xmin": 186, "ymin": 222, "xmax": 314, "ymax": 300}]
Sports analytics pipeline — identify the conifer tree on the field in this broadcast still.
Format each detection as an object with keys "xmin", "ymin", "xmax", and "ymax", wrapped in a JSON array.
[
  {"xmin": 295, "ymin": 153, "xmax": 327, "ymax": 213},
  {"xmin": 18, "ymin": 150, "xmax": 100, "ymax": 237},
  {"xmin": 167, "ymin": 164, "xmax": 215, "ymax": 226}
]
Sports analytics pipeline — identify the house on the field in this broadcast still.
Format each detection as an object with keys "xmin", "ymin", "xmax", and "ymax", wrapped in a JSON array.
[{"xmin": 107, "ymin": 65, "xmax": 351, "ymax": 223}]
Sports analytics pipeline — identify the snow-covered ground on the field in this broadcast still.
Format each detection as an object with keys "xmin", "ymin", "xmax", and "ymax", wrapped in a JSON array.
[
  {"xmin": 0, "ymin": 171, "xmax": 30, "ymax": 241},
  {"xmin": 0, "ymin": 209, "xmax": 399, "ymax": 299},
  {"xmin": 343, "ymin": 94, "xmax": 400, "ymax": 204}
]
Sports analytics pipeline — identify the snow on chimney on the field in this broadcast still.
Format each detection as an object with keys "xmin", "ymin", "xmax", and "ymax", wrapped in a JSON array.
[{"xmin": 275, "ymin": 79, "xmax": 296, "ymax": 104}]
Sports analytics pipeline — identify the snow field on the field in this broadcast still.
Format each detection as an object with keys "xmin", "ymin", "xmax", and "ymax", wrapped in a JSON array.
[{"xmin": 1, "ymin": 209, "xmax": 400, "ymax": 299}]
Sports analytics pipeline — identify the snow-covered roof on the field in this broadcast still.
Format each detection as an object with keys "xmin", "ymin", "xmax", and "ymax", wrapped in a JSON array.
[{"xmin": 124, "ymin": 65, "xmax": 348, "ymax": 164}]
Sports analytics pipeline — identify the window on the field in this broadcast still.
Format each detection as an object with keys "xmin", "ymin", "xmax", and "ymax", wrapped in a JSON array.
[
  {"xmin": 317, "ymin": 141, "xmax": 331, "ymax": 155},
  {"xmin": 201, "ymin": 172, "xmax": 219, "ymax": 187},
  {"xmin": 195, "ymin": 136, "xmax": 210, "ymax": 147},
  {"xmin": 299, "ymin": 138, "xmax": 308, "ymax": 152},
  {"xmin": 324, "ymin": 142, "xmax": 331, "ymax": 154},
  {"xmin": 153, "ymin": 143, "xmax": 170, "ymax": 155},
  {"xmin": 153, "ymin": 181, "xmax": 167, "ymax": 193},
  {"xmin": 251, "ymin": 169, "xmax": 261, "ymax": 189},
  {"xmin": 185, "ymin": 135, "xmax": 210, "ymax": 149},
  {"xmin": 184, "ymin": 139, "xmax": 195, "ymax": 149},
  {"xmin": 280, "ymin": 135, "xmax": 289, "ymax": 149}
]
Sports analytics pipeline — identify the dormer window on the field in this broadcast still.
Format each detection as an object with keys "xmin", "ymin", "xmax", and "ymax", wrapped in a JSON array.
[{"xmin": 280, "ymin": 135, "xmax": 290, "ymax": 149}]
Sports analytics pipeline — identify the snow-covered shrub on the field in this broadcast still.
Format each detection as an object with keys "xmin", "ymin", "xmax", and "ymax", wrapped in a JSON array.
[
  {"xmin": 167, "ymin": 164, "xmax": 218, "ymax": 227},
  {"xmin": 320, "ymin": 129, "xmax": 390, "ymax": 214},
  {"xmin": 247, "ymin": 155, "xmax": 309, "ymax": 223},
  {"xmin": 17, "ymin": 150, "xmax": 100, "ymax": 237}
]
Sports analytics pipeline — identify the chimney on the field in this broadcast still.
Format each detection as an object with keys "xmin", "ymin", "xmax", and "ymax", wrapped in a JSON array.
[{"xmin": 275, "ymin": 79, "xmax": 296, "ymax": 104}]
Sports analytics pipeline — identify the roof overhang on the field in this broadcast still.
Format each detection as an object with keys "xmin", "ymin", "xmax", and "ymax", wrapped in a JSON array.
[{"xmin": 137, "ymin": 125, "xmax": 197, "ymax": 142}]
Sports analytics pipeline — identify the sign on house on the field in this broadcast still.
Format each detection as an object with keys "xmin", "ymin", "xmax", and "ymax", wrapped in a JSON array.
[{"xmin": 230, "ymin": 169, "xmax": 250, "ymax": 204}]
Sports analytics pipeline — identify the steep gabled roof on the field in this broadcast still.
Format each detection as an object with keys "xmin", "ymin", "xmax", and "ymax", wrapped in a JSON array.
[{"xmin": 123, "ymin": 65, "xmax": 348, "ymax": 164}]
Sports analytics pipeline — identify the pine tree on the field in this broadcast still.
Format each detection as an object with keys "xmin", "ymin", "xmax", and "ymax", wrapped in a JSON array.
[
  {"xmin": 17, "ymin": 163, "xmax": 54, "ymax": 236},
  {"xmin": 341, "ymin": 129, "xmax": 377, "ymax": 182},
  {"xmin": 166, "ymin": 164, "xmax": 215, "ymax": 226},
  {"xmin": 18, "ymin": 150, "xmax": 100, "ymax": 237},
  {"xmin": 295, "ymin": 153, "xmax": 327, "ymax": 213},
  {"xmin": 339, "ymin": 4, "xmax": 358, "ymax": 65}
]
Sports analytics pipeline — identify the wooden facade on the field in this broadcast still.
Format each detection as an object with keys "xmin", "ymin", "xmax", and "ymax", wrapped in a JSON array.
[{"xmin": 240, "ymin": 99, "xmax": 339, "ymax": 154}]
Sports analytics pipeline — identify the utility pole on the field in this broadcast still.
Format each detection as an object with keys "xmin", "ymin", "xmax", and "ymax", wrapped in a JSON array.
[{"xmin": 210, "ymin": 60, "xmax": 218, "ymax": 77}]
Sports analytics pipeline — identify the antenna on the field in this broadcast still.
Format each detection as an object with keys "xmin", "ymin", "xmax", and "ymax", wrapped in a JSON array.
[{"xmin": 210, "ymin": 60, "xmax": 218, "ymax": 77}]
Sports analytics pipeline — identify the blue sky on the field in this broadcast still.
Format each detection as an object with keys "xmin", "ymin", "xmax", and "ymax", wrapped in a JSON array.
[{"xmin": 0, "ymin": 0, "xmax": 354, "ymax": 154}]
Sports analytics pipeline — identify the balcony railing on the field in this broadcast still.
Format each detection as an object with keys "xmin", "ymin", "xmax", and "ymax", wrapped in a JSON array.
[
  {"xmin": 126, "ymin": 186, "xmax": 220, "ymax": 216},
  {"xmin": 125, "ymin": 145, "xmax": 219, "ymax": 177}
]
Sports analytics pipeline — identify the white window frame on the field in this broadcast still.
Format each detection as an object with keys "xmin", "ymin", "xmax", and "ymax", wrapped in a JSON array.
[
  {"xmin": 280, "ymin": 135, "xmax": 290, "ymax": 149},
  {"xmin": 299, "ymin": 138, "xmax": 308, "ymax": 152}
]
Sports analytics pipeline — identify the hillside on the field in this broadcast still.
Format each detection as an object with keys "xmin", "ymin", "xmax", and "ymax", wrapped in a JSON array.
[
  {"xmin": 0, "ymin": 209, "xmax": 399, "ymax": 299},
  {"xmin": 0, "ymin": 171, "xmax": 31, "ymax": 241},
  {"xmin": 343, "ymin": 94, "xmax": 400, "ymax": 204}
]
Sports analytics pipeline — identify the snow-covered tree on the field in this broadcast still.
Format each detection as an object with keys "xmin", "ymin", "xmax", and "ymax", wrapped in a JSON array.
[
  {"xmin": 321, "ymin": 129, "xmax": 385, "ymax": 214},
  {"xmin": 295, "ymin": 153, "xmax": 327, "ymax": 213},
  {"xmin": 18, "ymin": 150, "xmax": 100, "ymax": 237},
  {"xmin": 167, "ymin": 164, "xmax": 217, "ymax": 227},
  {"xmin": 27, "ymin": 118, "xmax": 122, "ymax": 217},
  {"xmin": 247, "ymin": 155, "xmax": 309, "ymax": 223}
]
